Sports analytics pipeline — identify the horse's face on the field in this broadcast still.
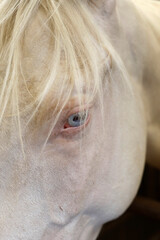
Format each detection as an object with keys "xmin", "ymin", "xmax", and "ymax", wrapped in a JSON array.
[{"xmin": 0, "ymin": 1, "xmax": 147, "ymax": 240}]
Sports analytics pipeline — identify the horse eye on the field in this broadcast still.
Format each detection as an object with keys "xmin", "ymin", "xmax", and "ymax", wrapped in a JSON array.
[{"xmin": 66, "ymin": 111, "xmax": 88, "ymax": 128}]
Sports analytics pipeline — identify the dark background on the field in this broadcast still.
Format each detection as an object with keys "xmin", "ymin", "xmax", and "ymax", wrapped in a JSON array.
[{"xmin": 97, "ymin": 164, "xmax": 160, "ymax": 240}]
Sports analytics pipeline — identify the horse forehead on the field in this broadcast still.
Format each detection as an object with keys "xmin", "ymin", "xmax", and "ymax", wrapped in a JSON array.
[
  {"xmin": 22, "ymin": 10, "xmax": 66, "ymax": 113},
  {"xmin": 25, "ymin": 8, "xmax": 50, "ymax": 50},
  {"xmin": 23, "ymin": 10, "xmax": 52, "ymax": 77}
]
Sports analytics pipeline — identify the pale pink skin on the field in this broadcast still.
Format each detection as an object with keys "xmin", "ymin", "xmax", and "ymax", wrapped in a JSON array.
[{"xmin": 0, "ymin": 0, "xmax": 160, "ymax": 239}]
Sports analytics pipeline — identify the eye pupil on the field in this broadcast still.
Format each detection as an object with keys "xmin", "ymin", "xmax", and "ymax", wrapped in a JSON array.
[{"xmin": 73, "ymin": 115, "xmax": 79, "ymax": 122}]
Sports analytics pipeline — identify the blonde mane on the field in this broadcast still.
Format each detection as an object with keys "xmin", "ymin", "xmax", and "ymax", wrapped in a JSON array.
[{"xmin": 0, "ymin": 0, "xmax": 159, "ymax": 138}]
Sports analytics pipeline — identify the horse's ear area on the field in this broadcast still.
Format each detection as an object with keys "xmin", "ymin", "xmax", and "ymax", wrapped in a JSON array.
[{"xmin": 90, "ymin": 0, "xmax": 116, "ymax": 16}]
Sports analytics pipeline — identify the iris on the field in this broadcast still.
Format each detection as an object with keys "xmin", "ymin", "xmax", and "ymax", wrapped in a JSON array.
[{"xmin": 68, "ymin": 111, "xmax": 88, "ymax": 127}]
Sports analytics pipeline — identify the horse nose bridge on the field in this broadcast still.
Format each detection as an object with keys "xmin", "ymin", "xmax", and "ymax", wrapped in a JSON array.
[{"xmin": 0, "ymin": 147, "xmax": 44, "ymax": 204}]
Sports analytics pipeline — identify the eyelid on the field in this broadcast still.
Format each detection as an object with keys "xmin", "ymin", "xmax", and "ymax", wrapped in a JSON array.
[
  {"xmin": 60, "ymin": 114, "xmax": 90, "ymax": 136},
  {"xmin": 60, "ymin": 104, "xmax": 92, "ymax": 136},
  {"xmin": 65, "ymin": 103, "xmax": 93, "ymax": 120}
]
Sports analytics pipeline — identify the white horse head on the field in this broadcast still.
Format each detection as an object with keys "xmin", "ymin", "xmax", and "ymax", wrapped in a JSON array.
[{"xmin": 0, "ymin": 0, "xmax": 159, "ymax": 239}]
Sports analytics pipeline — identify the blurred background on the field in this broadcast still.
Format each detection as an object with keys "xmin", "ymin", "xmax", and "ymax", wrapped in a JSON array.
[{"xmin": 97, "ymin": 164, "xmax": 160, "ymax": 240}]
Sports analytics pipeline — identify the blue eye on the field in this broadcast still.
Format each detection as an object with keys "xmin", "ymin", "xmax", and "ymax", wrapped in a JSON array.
[{"xmin": 68, "ymin": 111, "xmax": 88, "ymax": 127}]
